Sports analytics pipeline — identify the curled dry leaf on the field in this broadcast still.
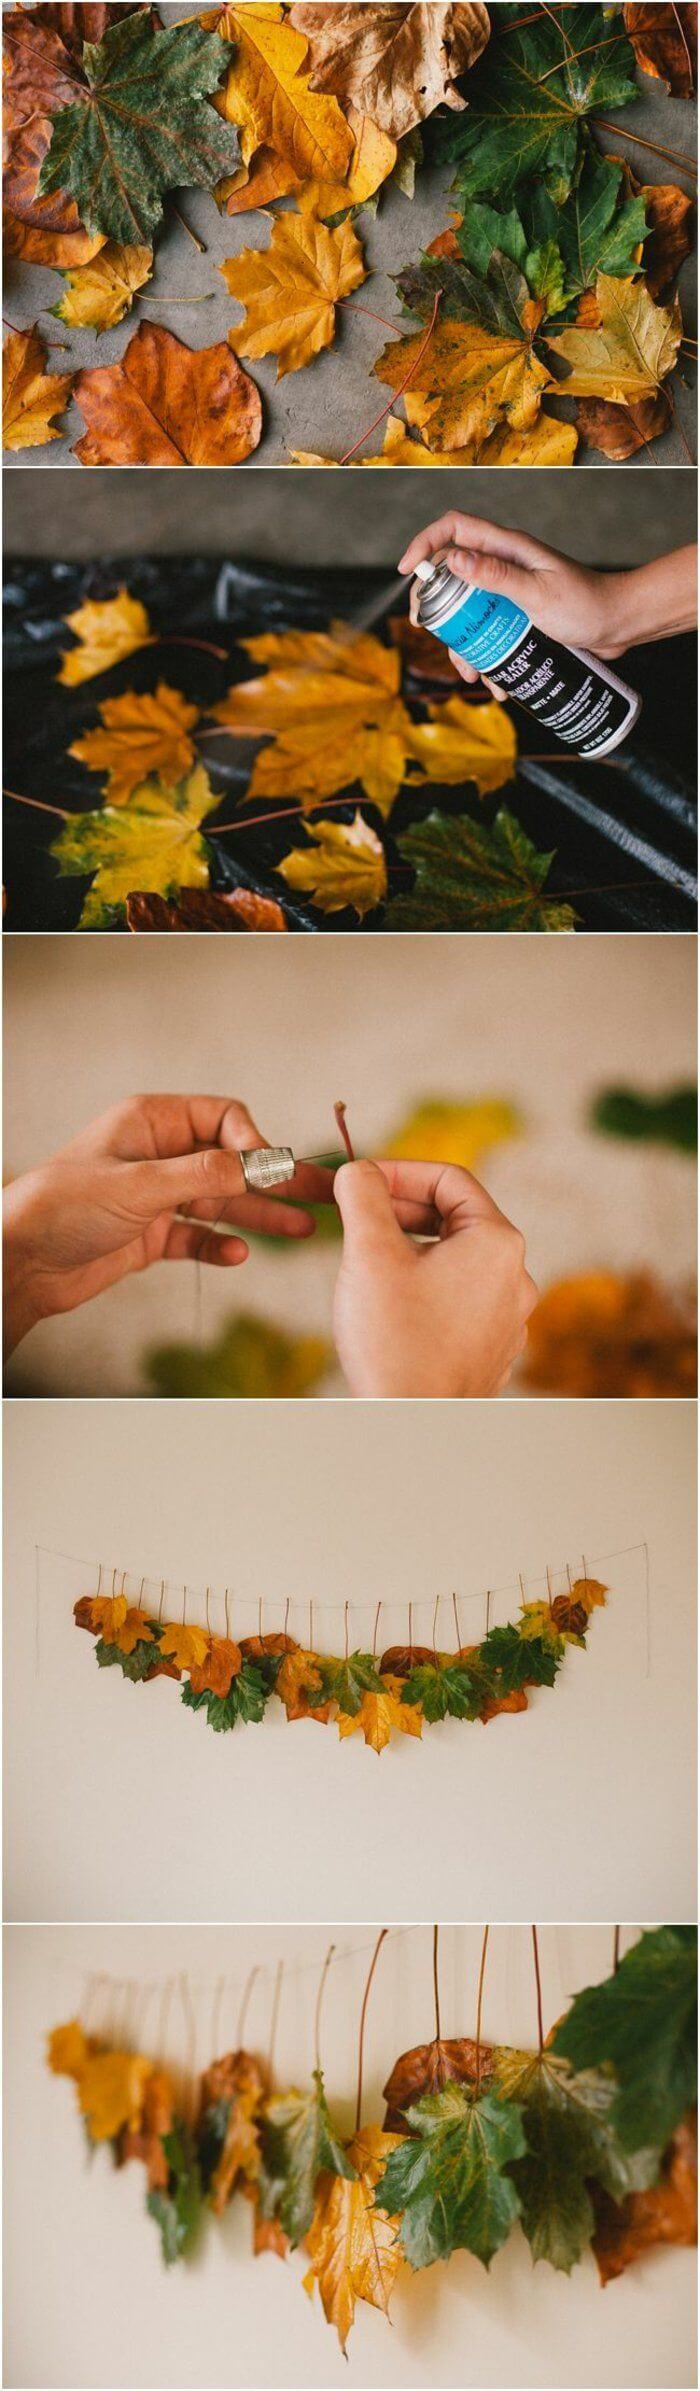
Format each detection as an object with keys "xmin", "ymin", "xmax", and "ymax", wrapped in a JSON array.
[
  {"xmin": 70, "ymin": 684, "xmax": 200, "ymax": 804},
  {"xmin": 522, "ymin": 1270, "xmax": 698, "ymax": 1398},
  {"xmin": 290, "ymin": 3, "xmax": 490, "ymax": 141},
  {"xmin": 55, "ymin": 242, "xmax": 153, "ymax": 331},
  {"xmin": 278, "ymin": 813, "xmax": 388, "ymax": 921},
  {"xmin": 3, "ymin": 209, "xmax": 104, "ymax": 267},
  {"xmin": 303, "ymin": 2125, "xmax": 405, "ymax": 2351},
  {"xmin": 592, "ymin": 2113, "xmax": 698, "ymax": 2284},
  {"xmin": 200, "ymin": 2049, "xmax": 266, "ymax": 2213},
  {"xmin": 119, "ymin": 2068, "xmax": 175, "ymax": 2192},
  {"xmin": 3, "ymin": 9, "xmax": 90, "ymax": 232},
  {"xmin": 224, "ymin": 210, "xmax": 365, "ymax": 378},
  {"xmin": 126, "ymin": 888, "xmax": 288, "ymax": 932},
  {"xmin": 2, "ymin": 327, "xmax": 73, "ymax": 451},
  {"xmin": 384, "ymin": 2038, "xmax": 491, "ymax": 2132},
  {"xmin": 623, "ymin": 4, "xmax": 697, "ymax": 97},
  {"xmin": 276, "ymin": 1647, "xmax": 333, "ymax": 1723},
  {"xmin": 642, "ymin": 183, "xmax": 694, "ymax": 301},
  {"xmin": 575, "ymin": 390, "xmax": 671, "ymax": 460},
  {"xmin": 72, "ymin": 321, "xmax": 263, "ymax": 465},
  {"xmin": 375, "ymin": 317, "xmax": 553, "ymax": 453},
  {"xmin": 58, "ymin": 588, "xmax": 153, "ymax": 685},
  {"xmin": 545, "ymin": 273, "xmax": 682, "ymax": 404}
]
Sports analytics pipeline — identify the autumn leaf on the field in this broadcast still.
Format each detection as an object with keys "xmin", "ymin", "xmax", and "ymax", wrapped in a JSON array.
[
  {"xmin": 188, "ymin": 1635, "xmax": 242, "ymax": 1697},
  {"xmin": 3, "ymin": 210, "xmax": 105, "ymax": 267},
  {"xmin": 120, "ymin": 2066, "xmax": 175, "ymax": 2191},
  {"xmin": 384, "ymin": 2038, "xmax": 489, "ymax": 2131},
  {"xmin": 384, "ymin": 1099, "xmax": 520, "ymax": 1173},
  {"xmin": 3, "ymin": 8, "xmax": 90, "ymax": 233},
  {"xmin": 303, "ymin": 2125, "xmax": 405, "ymax": 2351},
  {"xmin": 58, "ymin": 588, "xmax": 153, "ymax": 685},
  {"xmin": 112, "ymin": 1607, "xmax": 156, "ymax": 1656},
  {"xmin": 290, "ymin": 3, "xmax": 490, "ymax": 142},
  {"xmin": 78, "ymin": 2048, "xmax": 153, "ymax": 2143},
  {"xmin": 258, "ymin": 2070, "xmax": 355, "ymax": 2244},
  {"xmin": 38, "ymin": 12, "xmax": 241, "ymax": 245},
  {"xmin": 90, "ymin": 1592, "xmax": 128, "ymax": 1639},
  {"xmin": 50, "ymin": 764, "xmax": 220, "ymax": 930},
  {"xmin": 522, "ymin": 1270, "xmax": 697, "ymax": 1397},
  {"xmin": 126, "ymin": 888, "xmax": 288, "ymax": 933},
  {"xmin": 2, "ymin": 327, "xmax": 72, "ymax": 451},
  {"xmin": 199, "ymin": 2049, "xmax": 265, "ymax": 2211},
  {"xmin": 496, "ymin": 2046, "xmax": 662, "ymax": 2275},
  {"xmin": 337, "ymin": 1673, "xmax": 423, "ymax": 1752},
  {"xmin": 387, "ymin": 808, "xmax": 577, "ymax": 934},
  {"xmin": 54, "ymin": 242, "xmax": 152, "ymax": 331},
  {"xmin": 70, "ymin": 684, "xmax": 200, "ymax": 804},
  {"xmin": 623, "ymin": 4, "xmax": 697, "ymax": 97},
  {"xmin": 592, "ymin": 2114, "xmax": 698, "ymax": 2284},
  {"xmin": 375, "ymin": 316, "xmax": 553, "ymax": 453},
  {"xmin": 406, "ymin": 695, "xmax": 517, "ymax": 793},
  {"xmin": 545, "ymin": 273, "xmax": 682, "ymax": 404},
  {"xmin": 206, "ymin": 3, "xmax": 353, "ymax": 182},
  {"xmin": 377, "ymin": 2080, "xmax": 526, "ymax": 2268},
  {"xmin": 147, "ymin": 2123, "xmax": 203, "ymax": 2264},
  {"xmin": 290, "ymin": 410, "xmax": 577, "ymax": 466},
  {"xmin": 181, "ymin": 1661, "xmax": 269, "ymax": 1730},
  {"xmin": 276, "ymin": 1648, "xmax": 333, "ymax": 1723},
  {"xmin": 145, "ymin": 1312, "xmax": 331, "ymax": 1398},
  {"xmin": 435, "ymin": 6, "xmax": 638, "ymax": 204},
  {"xmin": 575, "ymin": 390, "xmax": 671, "ymax": 460},
  {"xmin": 72, "ymin": 321, "xmax": 262, "ymax": 465},
  {"xmin": 301, "ymin": 105, "xmax": 397, "ymax": 217},
  {"xmin": 278, "ymin": 813, "xmax": 387, "ymax": 921},
  {"xmin": 47, "ymin": 2018, "xmax": 90, "ymax": 2079},
  {"xmin": 553, "ymin": 1926, "xmax": 698, "ymax": 2155},
  {"xmin": 224, "ymin": 210, "xmax": 365, "ymax": 378},
  {"xmin": 159, "ymin": 1622, "xmax": 212, "ymax": 1675}
]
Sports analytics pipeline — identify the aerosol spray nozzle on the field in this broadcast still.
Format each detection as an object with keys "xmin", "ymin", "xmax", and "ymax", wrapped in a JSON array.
[{"xmin": 414, "ymin": 560, "xmax": 437, "ymax": 584}]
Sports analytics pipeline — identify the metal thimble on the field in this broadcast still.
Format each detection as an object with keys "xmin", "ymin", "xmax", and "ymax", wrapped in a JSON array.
[{"xmin": 240, "ymin": 1145, "xmax": 295, "ymax": 1193}]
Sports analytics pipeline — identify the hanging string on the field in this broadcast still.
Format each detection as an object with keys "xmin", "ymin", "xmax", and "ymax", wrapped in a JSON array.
[
  {"xmin": 431, "ymin": 1593, "xmax": 440, "ymax": 1651},
  {"xmin": 613, "ymin": 1926, "xmax": 621, "ymax": 1975},
  {"xmin": 531, "ymin": 1928, "xmax": 544, "ymax": 2054},
  {"xmin": 475, "ymin": 1927, "xmax": 490, "ymax": 2092},
  {"xmin": 211, "ymin": 1974, "xmax": 225, "ymax": 2059},
  {"xmin": 432, "ymin": 1925, "xmax": 441, "ymax": 2042},
  {"xmin": 314, "ymin": 1943, "xmax": 335, "ymax": 2077},
  {"xmin": 179, "ymin": 1973, "xmax": 197, "ymax": 2122},
  {"xmin": 236, "ymin": 1966, "xmax": 258, "ymax": 2049},
  {"xmin": 267, "ymin": 1960, "xmax": 284, "ymax": 2082},
  {"xmin": 355, "ymin": 1927, "xmax": 388, "ymax": 2134},
  {"xmin": 372, "ymin": 1600, "xmax": 382, "ymax": 1658},
  {"xmin": 452, "ymin": 1589, "xmax": 463, "ymax": 1646}
]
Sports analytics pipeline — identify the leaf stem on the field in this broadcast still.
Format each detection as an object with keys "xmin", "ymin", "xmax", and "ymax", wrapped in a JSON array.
[
  {"xmin": 531, "ymin": 1926, "xmax": 544, "ymax": 2053},
  {"xmin": 355, "ymin": 1927, "xmax": 388, "ymax": 2135},
  {"xmin": 159, "ymin": 634, "xmax": 229, "ymax": 661},
  {"xmin": 613, "ymin": 1926, "xmax": 621, "ymax": 1975},
  {"xmin": 170, "ymin": 200, "xmax": 208, "ymax": 254},
  {"xmin": 3, "ymin": 786, "xmax": 69, "ymax": 820},
  {"xmin": 236, "ymin": 1963, "xmax": 258, "ymax": 2049},
  {"xmin": 596, "ymin": 121, "xmax": 697, "ymax": 178},
  {"xmin": 475, "ymin": 1926, "xmax": 490, "ymax": 2092},
  {"xmin": 339, "ymin": 286, "xmax": 442, "ymax": 465},
  {"xmin": 334, "ymin": 1100, "xmax": 355, "ymax": 1161},
  {"xmin": 314, "ymin": 1941, "xmax": 335, "ymax": 2077}
]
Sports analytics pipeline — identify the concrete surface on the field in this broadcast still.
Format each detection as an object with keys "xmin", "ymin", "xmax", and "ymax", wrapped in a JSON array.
[{"xmin": 3, "ymin": 0, "xmax": 697, "ymax": 471}]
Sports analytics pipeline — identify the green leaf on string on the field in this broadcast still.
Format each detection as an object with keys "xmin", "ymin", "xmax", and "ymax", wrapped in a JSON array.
[
  {"xmin": 257, "ymin": 2069, "xmax": 355, "ymax": 2246},
  {"xmin": 552, "ymin": 1926, "xmax": 698, "ymax": 2151},
  {"xmin": 377, "ymin": 2082, "xmax": 526, "ymax": 2269}
]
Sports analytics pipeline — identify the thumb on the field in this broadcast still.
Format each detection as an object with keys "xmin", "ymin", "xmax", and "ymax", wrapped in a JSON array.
[
  {"xmin": 334, "ymin": 1159, "xmax": 404, "ymax": 1263},
  {"xmin": 124, "ymin": 1145, "xmax": 247, "ymax": 1221},
  {"xmin": 444, "ymin": 545, "xmax": 533, "ymax": 616}
]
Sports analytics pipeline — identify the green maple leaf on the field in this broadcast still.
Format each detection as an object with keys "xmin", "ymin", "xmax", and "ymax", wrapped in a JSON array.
[
  {"xmin": 434, "ymin": 5, "xmax": 637, "ymax": 205},
  {"xmin": 147, "ymin": 2124, "xmax": 202, "ymax": 2265},
  {"xmin": 401, "ymin": 1662, "xmax": 486, "ymax": 1723},
  {"xmin": 590, "ymin": 1084, "xmax": 698, "ymax": 1155},
  {"xmin": 480, "ymin": 1626, "xmax": 563, "ymax": 1693},
  {"xmin": 552, "ymin": 1926, "xmax": 698, "ymax": 2151},
  {"xmin": 50, "ymin": 765, "xmax": 220, "ymax": 930},
  {"xmin": 94, "ymin": 1636, "xmax": 156, "ymax": 1682},
  {"xmin": 397, "ymin": 247, "xmax": 531, "ymax": 340},
  {"xmin": 321, "ymin": 1651, "xmax": 383, "ymax": 1716},
  {"xmin": 524, "ymin": 148, "xmax": 647, "ymax": 306},
  {"xmin": 257, "ymin": 2070, "xmax": 355, "ymax": 2246},
  {"xmin": 388, "ymin": 810, "xmax": 576, "ymax": 935},
  {"xmin": 198, "ymin": 2097, "xmax": 232, "ymax": 2192},
  {"xmin": 455, "ymin": 201, "xmax": 567, "ymax": 319},
  {"xmin": 180, "ymin": 1663, "xmax": 269, "ymax": 1732},
  {"xmin": 498, "ymin": 2050, "xmax": 660, "ymax": 2274},
  {"xmin": 38, "ymin": 13, "xmax": 240, "ymax": 245},
  {"xmin": 378, "ymin": 2081, "xmax": 526, "ymax": 2269},
  {"xmin": 145, "ymin": 1312, "xmax": 331, "ymax": 1400}
]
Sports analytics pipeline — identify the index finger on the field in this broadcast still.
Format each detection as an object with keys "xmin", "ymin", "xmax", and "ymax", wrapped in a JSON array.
[{"xmin": 399, "ymin": 516, "xmax": 549, "ymax": 579}]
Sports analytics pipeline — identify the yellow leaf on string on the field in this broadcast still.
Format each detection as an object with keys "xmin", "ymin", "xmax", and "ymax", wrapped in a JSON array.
[
  {"xmin": 223, "ymin": 210, "xmax": 365, "ymax": 377},
  {"xmin": 384, "ymin": 1099, "xmax": 521, "ymax": 1173},
  {"xmin": 58, "ymin": 588, "xmax": 153, "ymax": 686},
  {"xmin": 569, "ymin": 1576, "xmax": 608, "ymax": 1616},
  {"xmin": 2, "ymin": 327, "xmax": 73, "ymax": 451},
  {"xmin": 112, "ymin": 1609, "xmax": 156, "ymax": 1655},
  {"xmin": 518, "ymin": 1602, "xmax": 564, "ymax": 1647},
  {"xmin": 47, "ymin": 2020, "xmax": 89, "ymax": 2080},
  {"xmin": 159, "ymin": 1621, "xmax": 212, "ymax": 1674},
  {"xmin": 337, "ymin": 1674, "xmax": 423, "ymax": 1752},
  {"xmin": 545, "ymin": 275, "xmax": 682, "ymax": 405},
  {"xmin": 303, "ymin": 2125, "xmax": 405, "ymax": 2351},
  {"xmin": 70, "ymin": 684, "xmax": 201, "ymax": 804},
  {"xmin": 90, "ymin": 1593, "xmax": 129, "ymax": 1639},
  {"xmin": 78, "ymin": 2050, "xmax": 153, "ymax": 2143},
  {"xmin": 278, "ymin": 812, "xmax": 387, "ymax": 919},
  {"xmin": 205, "ymin": 1, "xmax": 353, "ymax": 180},
  {"xmin": 55, "ymin": 243, "xmax": 153, "ymax": 332},
  {"xmin": 276, "ymin": 1647, "xmax": 332, "ymax": 1722}
]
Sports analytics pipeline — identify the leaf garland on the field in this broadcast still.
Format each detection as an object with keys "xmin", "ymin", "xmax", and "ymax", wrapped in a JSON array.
[
  {"xmin": 47, "ymin": 1925, "xmax": 698, "ymax": 2340},
  {"xmin": 72, "ymin": 1573, "xmax": 607, "ymax": 1748},
  {"xmin": 4, "ymin": 3, "xmax": 694, "ymax": 466}
]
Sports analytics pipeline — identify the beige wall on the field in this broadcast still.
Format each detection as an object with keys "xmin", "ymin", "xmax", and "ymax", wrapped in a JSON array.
[
  {"xmin": 4, "ymin": 1399, "xmax": 696, "ymax": 1924},
  {"xmin": 4, "ymin": 1920, "xmax": 696, "ymax": 2391},
  {"xmin": 3, "ymin": 934, "xmax": 696, "ymax": 1397}
]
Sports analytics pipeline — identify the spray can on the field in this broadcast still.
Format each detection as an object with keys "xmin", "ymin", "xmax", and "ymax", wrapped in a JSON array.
[{"xmin": 413, "ymin": 559, "xmax": 641, "ymax": 757}]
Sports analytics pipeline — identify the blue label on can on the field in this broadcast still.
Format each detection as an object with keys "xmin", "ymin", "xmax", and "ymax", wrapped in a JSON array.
[{"xmin": 429, "ymin": 584, "xmax": 531, "ymax": 672}]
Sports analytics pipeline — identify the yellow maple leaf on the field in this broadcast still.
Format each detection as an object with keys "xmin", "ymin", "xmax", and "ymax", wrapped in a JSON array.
[
  {"xmin": 2, "ymin": 327, "xmax": 73, "ymax": 452},
  {"xmin": 90, "ymin": 1593, "xmax": 128, "ymax": 1639},
  {"xmin": 569, "ymin": 1576, "xmax": 608, "ymax": 1615},
  {"xmin": 300, "ymin": 104, "xmax": 396, "ymax": 215},
  {"xmin": 78, "ymin": 2050, "xmax": 153, "ymax": 2143},
  {"xmin": 337, "ymin": 1674, "xmax": 423, "ymax": 1753},
  {"xmin": 545, "ymin": 275, "xmax": 681, "ymax": 404},
  {"xmin": 55, "ymin": 244, "xmax": 153, "ymax": 332},
  {"xmin": 50, "ymin": 764, "xmax": 219, "ymax": 930},
  {"xmin": 288, "ymin": 413, "xmax": 475, "ymax": 466},
  {"xmin": 159, "ymin": 1621, "xmax": 212, "ymax": 1673},
  {"xmin": 519, "ymin": 1601, "xmax": 563, "ymax": 1645},
  {"xmin": 47, "ymin": 2020, "xmax": 89, "ymax": 2080},
  {"xmin": 112, "ymin": 1609, "xmax": 156, "ymax": 1656},
  {"xmin": 375, "ymin": 317, "xmax": 552, "ymax": 451},
  {"xmin": 58, "ymin": 589, "xmax": 153, "ymax": 687},
  {"xmin": 278, "ymin": 811, "xmax": 387, "ymax": 919},
  {"xmin": 224, "ymin": 210, "xmax": 365, "ymax": 377},
  {"xmin": 70, "ymin": 683, "xmax": 201, "ymax": 805},
  {"xmin": 383, "ymin": 1099, "xmax": 521, "ymax": 1172},
  {"xmin": 206, "ymin": 1, "xmax": 353, "ymax": 179},
  {"xmin": 303, "ymin": 2126, "xmax": 405, "ymax": 2349},
  {"xmin": 214, "ymin": 622, "xmax": 413, "ymax": 815},
  {"xmin": 406, "ymin": 694, "xmax": 517, "ymax": 795},
  {"xmin": 276, "ymin": 1647, "xmax": 332, "ymax": 1721}
]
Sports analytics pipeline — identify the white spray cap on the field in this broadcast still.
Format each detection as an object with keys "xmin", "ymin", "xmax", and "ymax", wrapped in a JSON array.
[{"xmin": 414, "ymin": 560, "xmax": 437, "ymax": 584}]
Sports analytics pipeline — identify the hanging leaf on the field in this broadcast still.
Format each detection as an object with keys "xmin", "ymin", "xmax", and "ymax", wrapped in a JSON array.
[
  {"xmin": 289, "ymin": 3, "xmax": 491, "ymax": 142},
  {"xmin": 552, "ymin": 1926, "xmax": 698, "ymax": 2153},
  {"xmin": 78, "ymin": 2048, "xmax": 154, "ymax": 2142},
  {"xmin": 387, "ymin": 809, "xmax": 576, "ymax": 934},
  {"xmin": 126, "ymin": 888, "xmax": 288, "ymax": 933},
  {"xmin": 522, "ymin": 1270, "xmax": 698, "ymax": 1397},
  {"xmin": 384, "ymin": 1098, "xmax": 521, "ymax": 1172},
  {"xmin": 47, "ymin": 2019, "xmax": 91, "ymax": 2079},
  {"xmin": 119, "ymin": 2066, "xmax": 175, "ymax": 2192},
  {"xmin": 187, "ymin": 1634, "xmax": 243, "ymax": 1697},
  {"xmin": 590, "ymin": 1084, "xmax": 697, "ymax": 1154},
  {"xmin": 145, "ymin": 1312, "xmax": 331, "ymax": 1398},
  {"xmin": 72, "ymin": 321, "xmax": 262, "ymax": 465},
  {"xmin": 54, "ymin": 242, "xmax": 153, "ymax": 330},
  {"xmin": 337, "ymin": 1675, "xmax": 423, "ymax": 1752},
  {"xmin": 205, "ymin": 3, "xmax": 354, "ymax": 182},
  {"xmin": 377, "ymin": 2080, "xmax": 526, "ymax": 2268},
  {"xmin": 38, "ymin": 13, "xmax": 241, "ymax": 245},
  {"xmin": 258, "ymin": 2070, "xmax": 355, "ymax": 2246},
  {"xmin": 623, "ymin": 4, "xmax": 697, "ymax": 97},
  {"xmin": 111, "ymin": 1607, "xmax": 156, "ymax": 1656},
  {"xmin": 278, "ymin": 813, "xmax": 388, "ymax": 921},
  {"xmin": 303, "ymin": 2125, "xmax": 405, "ymax": 2351},
  {"xmin": 50, "ymin": 764, "xmax": 221, "ymax": 929},
  {"xmin": 642, "ymin": 183, "xmax": 694, "ymax": 300},
  {"xmin": 181, "ymin": 1661, "xmax": 269, "ymax": 1729},
  {"xmin": 435, "ymin": 7, "xmax": 638, "ymax": 204},
  {"xmin": 224, "ymin": 211, "xmax": 365, "ymax": 378},
  {"xmin": 275, "ymin": 1648, "xmax": 334, "ymax": 1723},
  {"xmin": 146, "ymin": 2124, "xmax": 203, "ymax": 2265},
  {"xmin": 159, "ymin": 1622, "xmax": 211, "ymax": 1674},
  {"xmin": 198, "ymin": 2050, "xmax": 265, "ymax": 2211},
  {"xmin": 384, "ymin": 2038, "xmax": 490, "ymax": 2131},
  {"xmin": 2, "ymin": 327, "xmax": 72, "ymax": 451},
  {"xmin": 591, "ymin": 2114, "xmax": 698, "ymax": 2284},
  {"xmin": 58, "ymin": 588, "xmax": 153, "ymax": 685},
  {"xmin": 375, "ymin": 315, "xmax": 553, "ymax": 453},
  {"xmin": 70, "ymin": 684, "xmax": 200, "ymax": 804},
  {"xmin": 496, "ymin": 2047, "xmax": 661, "ymax": 2274},
  {"xmin": 545, "ymin": 274, "xmax": 681, "ymax": 403}
]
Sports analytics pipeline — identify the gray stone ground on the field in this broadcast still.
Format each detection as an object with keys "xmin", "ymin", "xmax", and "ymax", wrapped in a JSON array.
[{"xmin": 3, "ymin": 1, "xmax": 697, "ymax": 471}]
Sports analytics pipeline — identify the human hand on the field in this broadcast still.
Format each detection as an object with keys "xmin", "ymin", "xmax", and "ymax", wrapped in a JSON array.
[
  {"xmin": 332, "ymin": 1158, "xmax": 537, "ymax": 1397},
  {"xmin": 3, "ymin": 1095, "xmax": 334, "ymax": 1356},
  {"xmin": 399, "ymin": 515, "xmax": 687, "ymax": 689}
]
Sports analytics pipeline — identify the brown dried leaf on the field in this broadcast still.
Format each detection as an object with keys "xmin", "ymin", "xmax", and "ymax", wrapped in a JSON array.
[
  {"xmin": 290, "ymin": 3, "xmax": 490, "ymax": 140},
  {"xmin": 3, "ymin": 209, "xmax": 105, "ymax": 267},
  {"xmin": 623, "ymin": 4, "xmax": 697, "ymax": 96},
  {"xmin": 575, "ymin": 388, "xmax": 672, "ymax": 459},
  {"xmin": 126, "ymin": 887, "xmax": 288, "ymax": 933},
  {"xmin": 592, "ymin": 2113, "xmax": 698, "ymax": 2284},
  {"xmin": 383, "ymin": 2037, "xmax": 492, "ymax": 2131},
  {"xmin": 72, "ymin": 322, "xmax": 262, "ymax": 465},
  {"xmin": 199, "ymin": 2049, "xmax": 266, "ymax": 2213},
  {"xmin": 642, "ymin": 182, "xmax": 694, "ymax": 299},
  {"xmin": 188, "ymin": 1635, "xmax": 242, "ymax": 1696},
  {"xmin": 119, "ymin": 2067, "xmax": 175, "ymax": 2191}
]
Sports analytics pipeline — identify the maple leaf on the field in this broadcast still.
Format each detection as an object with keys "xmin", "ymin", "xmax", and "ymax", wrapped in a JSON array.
[
  {"xmin": 2, "ymin": 327, "xmax": 72, "ymax": 451},
  {"xmin": 518, "ymin": 1602, "xmax": 567, "ymax": 1650},
  {"xmin": 3, "ymin": 210, "xmax": 105, "ymax": 268},
  {"xmin": 54, "ymin": 242, "xmax": 152, "ymax": 331},
  {"xmin": 375, "ymin": 317, "xmax": 552, "ymax": 453},
  {"xmin": 623, "ymin": 3, "xmax": 697, "ymax": 97},
  {"xmin": 3, "ymin": 8, "xmax": 92, "ymax": 233},
  {"xmin": 96, "ymin": 1635, "xmax": 160, "ymax": 1683},
  {"xmin": 575, "ymin": 389, "xmax": 671, "ymax": 459},
  {"xmin": 384, "ymin": 1099, "xmax": 520, "ymax": 1173},
  {"xmin": 546, "ymin": 274, "xmax": 681, "ymax": 404},
  {"xmin": 337, "ymin": 1674, "xmax": 423, "ymax": 1752},
  {"xmin": 387, "ymin": 808, "xmax": 576, "ymax": 934},
  {"xmin": 112, "ymin": 1607, "xmax": 156, "ymax": 1656},
  {"xmin": 258, "ymin": 2070, "xmax": 355, "ymax": 2245},
  {"xmin": 199, "ymin": 2049, "xmax": 265, "ymax": 2212},
  {"xmin": 38, "ymin": 13, "xmax": 241, "ymax": 245},
  {"xmin": 49, "ymin": 763, "xmax": 220, "ymax": 929},
  {"xmin": 70, "ymin": 684, "xmax": 200, "ymax": 805},
  {"xmin": 377, "ymin": 2080, "xmax": 526, "ymax": 2268},
  {"xmin": 58, "ymin": 588, "xmax": 153, "ymax": 685},
  {"xmin": 147, "ymin": 2123, "xmax": 203, "ymax": 2264},
  {"xmin": 640, "ymin": 183, "xmax": 694, "ymax": 301},
  {"xmin": 205, "ymin": 3, "xmax": 353, "ymax": 182},
  {"xmin": 300, "ymin": 105, "xmax": 397, "ymax": 217},
  {"xmin": 591, "ymin": 2114, "xmax": 698, "ymax": 2285},
  {"xmin": 126, "ymin": 888, "xmax": 288, "ymax": 933},
  {"xmin": 435, "ymin": 6, "xmax": 638, "ymax": 205},
  {"xmin": 290, "ymin": 3, "xmax": 490, "ymax": 142},
  {"xmin": 78, "ymin": 2049, "xmax": 154, "ymax": 2143},
  {"xmin": 145, "ymin": 1311, "xmax": 331, "ymax": 1398},
  {"xmin": 384, "ymin": 2038, "xmax": 490, "ymax": 2130},
  {"xmin": 522, "ymin": 1270, "xmax": 697, "ymax": 1397},
  {"xmin": 496, "ymin": 2046, "xmax": 660, "ymax": 2274},
  {"xmin": 89, "ymin": 1592, "xmax": 128, "ymax": 1638},
  {"xmin": 119, "ymin": 2065, "xmax": 175, "ymax": 2191},
  {"xmin": 553, "ymin": 1927, "xmax": 698, "ymax": 2156},
  {"xmin": 288, "ymin": 412, "xmax": 462, "ymax": 465},
  {"xmin": 278, "ymin": 813, "xmax": 387, "ymax": 921},
  {"xmin": 187, "ymin": 1634, "xmax": 242, "ymax": 1696},
  {"xmin": 321, "ymin": 1651, "xmax": 384, "ymax": 1717},
  {"xmin": 181, "ymin": 1661, "xmax": 269, "ymax": 1730},
  {"xmin": 72, "ymin": 321, "xmax": 262, "ymax": 465},
  {"xmin": 303, "ymin": 2125, "xmax": 405, "ymax": 2351},
  {"xmin": 275, "ymin": 1647, "xmax": 333, "ymax": 1723},
  {"xmin": 591, "ymin": 1084, "xmax": 697, "ymax": 1155},
  {"xmin": 214, "ymin": 623, "xmax": 410, "ymax": 814},
  {"xmin": 47, "ymin": 2019, "xmax": 90, "ymax": 2079},
  {"xmin": 400, "ymin": 1660, "xmax": 483, "ymax": 1723},
  {"xmin": 406, "ymin": 696, "xmax": 517, "ymax": 794},
  {"xmin": 224, "ymin": 210, "xmax": 365, "ymax": 378},
  {"xmin": 159, "ymin": 1622, "xmax": 211, "ymax": 1675}
]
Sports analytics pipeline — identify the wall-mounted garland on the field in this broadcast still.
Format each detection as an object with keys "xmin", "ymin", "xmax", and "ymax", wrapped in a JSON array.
[
  {"xmin": 47, "ymin": 1925, "xmax": 698, "ymax": 2350},
  {"xmin": 73, "ymin": 1568, "xmax": 608, "ymax": 1750}
]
